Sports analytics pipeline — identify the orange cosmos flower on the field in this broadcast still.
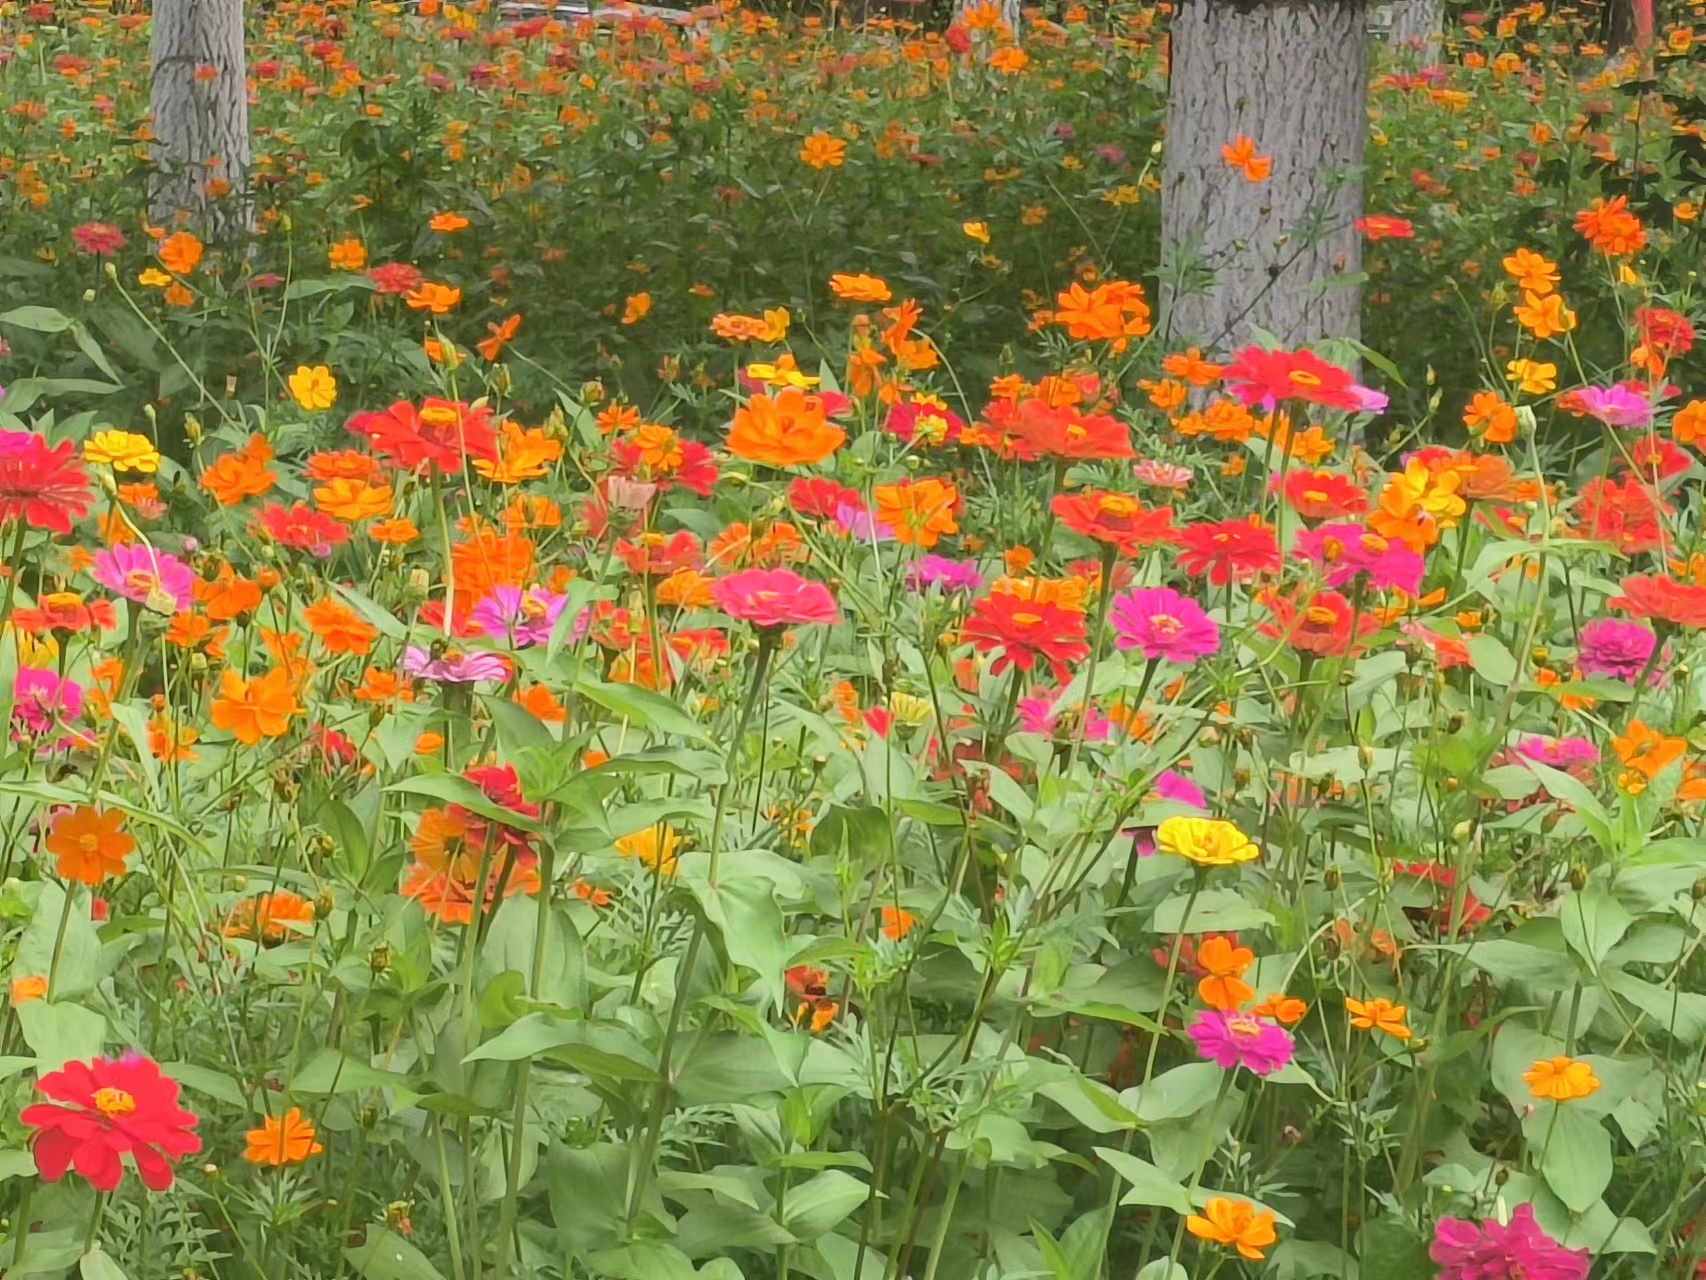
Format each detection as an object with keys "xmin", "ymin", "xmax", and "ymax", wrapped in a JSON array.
[
  {"xmin": 1513, "ymin": 290, "xmax": 1576, "ymax": 340},
  {"xmin": 1051, "ymin": 280, "xmax": 1151, "ymax": 348},
  {"xmin": 405, "ymin": 281, "xmax": 461, "ymax": 314},
  {"xmin": 156, "ymin": 231, "xmax": 203, "ymax": 275},
  {"xmin": 1672, "ymin": 400, "xmax": 1706, "ymax": 447},
  {"xmin": 881, "ymin": 905, "xmax": 917, "ymax": 940},
  {"xmin": 428, "ymin": 212, "xmax": 469, "ymax": 233},
  {"xmin": 1574, "ymin": 195, "xmax": 1646, "ymax": 256},
  {"xmin": 873, "ymin": 477, "xmax": 959, "ymax": 548},
  {"xmin": 830, "ymin": 273, "xmax": 893, "ymax": 303},
  {"xmin": 727, "ymin": 389, "xmax": 846, "ymax": 468},
  {"xmin": 1345, "ymin": 996, "xmax": 1412, "ymax": 1039},
  {"xmin": 369, "ymin": 518, "xmax": 420, "ymax": 544},
  {"xmin": 513, "ymin": 683, "xmax": 566, "ymax": 723},
  {"xmin": 313, "ymin": 478, "xmax": 393, "ymax": 523},
  {"xmin": 1463, "ymin": 390, "xmax": 1517, "ymax": 444},
  {"xmin": 243, "ymin": 1107, "xmax": 324, "ymax": 1166},
  {"xmin": 225, "ymin": 891, "xmax": 316, "ymax": 943},
  {"xmin": 1187, "ymin": 1198, "xmax": 1277, "ymax": 1261},
  {"xmin": 1523, "ymin": 1056, "xmax": 1600, "ymax": 1102},
  {"xmin": 328, "ymin": 238, "xmax": 366, "ymax": 271},
  {"xmin": 1612, "ymin": 719, "xmax": 1685, "ymax": 794},
  {"xmin": 1195, "ymin": 935, "xmax": 1254, "ymax": 1012},
  {"xmin": 800, "ymin": 132, "xmax": 847, "ymax": 169},
  {"xmin": 147, "ymin": 716, "xmax": 199, "ymax": 763},
  {"xmin": 473, "ymin": 421, "xmax": 562, "ymax": 484},
  {"xmin": 45, "ymin": 805, "xmax": 135, "ymax": 885},
  {"xmin": 200, "ymin": 435, "xmax": 277, "ymax": 506},
  {"xmin": 1220, "ymin": 135, "xmax": 1272, "ymax": 182},
  {"xmin": 210, "ymin": 668, "xmax": 301, "ymax": 746},
  {"xmin": 621, "ymin": 292, "xmax": 652, "ymax": 325},
  {"xmin": 1249, "ymin": 994, "xmax": 1307, "ymax": 1025},
  {"xmin": 476, "ymin": 313, "xmax": 521, "ymax": 361},
  {"xmin": 1501, "ymin": 247, "xmax": 1559, "ymax": 294},
  {"xmin": 302, "ymin": 598, "xmax": 378, "ymax": 657}
]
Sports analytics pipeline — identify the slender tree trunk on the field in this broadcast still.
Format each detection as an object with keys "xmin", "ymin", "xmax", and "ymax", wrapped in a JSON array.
[
  {"xmin": 149, "ymin": 0, "xmax": 250, "ymax": 235},
  {"xmin": 1160, "ymin": 0, "xmax": 1368, "ymax": 354},
  {"xmin": 1376, "ymin": 0, "xmax": 1442, "ymax": 62}
]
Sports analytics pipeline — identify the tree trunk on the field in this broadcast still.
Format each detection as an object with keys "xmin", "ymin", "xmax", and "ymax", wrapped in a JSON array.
[
  {"xmin": 1160, "ymin": 0, "xmax": 1368, "ymax": 355},
  {"xmin": 149, "ymin": 0, "xmax": 250, "ymax": 236},
  {"xmin": 1375, "ymin": 0, "xmax": 1442, "ymax": 62}
]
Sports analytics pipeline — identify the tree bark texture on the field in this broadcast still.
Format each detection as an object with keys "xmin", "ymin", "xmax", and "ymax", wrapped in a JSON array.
[
  {"xmin": 149, "ymin": 0, "xmax": 250, "ymax": 235},
  {"xmin": 1375, "ymin": 0, "xmax": 1442, "ymax": 62},
  {"xmin": 1160, "ymin": 0, "xmax": 1368, "ymax": 354}
]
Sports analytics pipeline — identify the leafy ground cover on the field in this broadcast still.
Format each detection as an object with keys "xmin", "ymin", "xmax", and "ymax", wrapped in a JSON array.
[{"xmin": 0, "ymin": 3, "xmax": 1705, "ymax": 1280}]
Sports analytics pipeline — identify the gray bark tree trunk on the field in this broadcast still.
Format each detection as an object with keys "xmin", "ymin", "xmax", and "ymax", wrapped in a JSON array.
[
  {"xmin": 1375, "ymin": 0, "xmax": 1442, "ymax": 63},
  {"xmin": 1159, "ymin": 0, "xmax": 1368, "ymax": 354},
  {"xmin": 149, "ymin": 0, "xmax": 250, "ymax": 235}
]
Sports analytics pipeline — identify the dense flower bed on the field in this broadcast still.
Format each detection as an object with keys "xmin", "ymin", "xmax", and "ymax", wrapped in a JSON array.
[{"xmin": 0, "ymin": 2, "xmax": 1705, "ymax": 1279}]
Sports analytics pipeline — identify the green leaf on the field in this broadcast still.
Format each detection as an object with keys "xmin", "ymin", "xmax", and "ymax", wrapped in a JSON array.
[
  {"xmin": 1057, "ymin": 1207, "xmax": 1113, "ymax": 1280},
  {"xmin": 0, "ymin": 1149, "xmax": 37, "ymax": 1181},
  {"xmin": 1465, "ymin": 634, "xmax": 1518, "ymax": 686},
  {"xmin": 17, "ymin": 1000, "xmax": 107, "ymax": 1072},
  {"xmin": 465, "ymin": 1013, "xmax": 658, "ymax": 1081},
  {"xmin": 574, "ymin": 675, "xmax": 709, "ymax": 743},
  {"xmin": 1559, "ymin": 888, "xmax": 1632, "ymax": 971},
  {"xmin": 1447, "ymin": 937, "xmax": 1576, "ymax": 987},
  {"xmin": 1521, "ymin": 762, "xmax": 1613, "ymax": 850},
  {"xmin": 1151, "ymin": 888, "xmax": 1274, "ymax": 934},
  {"xmin": 15, "ymin": 882, "xmax": 102, "ymax": 1000},
  {"xmin": 330, "ymin": 583, "xmax": 408, "ymax": 640},
  {"xmin": 1094, "ymin": 1147, "xmax": 1192, "ymax": 1213},
  {"xmin": 79, "ymin": 1250, "xmax": 131, "ymax": 1280},
  {"xmin": 1525, "ymin": 1104, "xmax": 1610, "ymax": 1212},
  {"xmin": 674, "ymin": 1202, "xmax": 797, "ymax": 1258},
  {"xmin": 386, "ymin": 775, "xmax": 543, "ymax": 833},
  {"xmin": 1603, "ymin": 969, "xmax": 1706, "ymax": 1043},
  {"xmin": 70, "ymin": 323, "xmax": 122, "ymax": 383},
  {"xmin": 1121, "ymin": 1062, "xmax": 1225, "ymax": 1122},
  {"xmin": 780, "ymin": 1170, "xmax": 867, "ymax": 1240},
  {"xmin": 478, "ymin": 896, "xmax": 586, "ymax": 1013},
  {"xmin": 589, "ymin": 1243, "xmax": 699, "ymax": 1280},
  {"xmin": 344, "ymin": 1227, "xmax": 449, "ymax": 1280},
  {"xmin": 160, "ymin": 1062, "xmax": 248, "ymax": 1109},
  {"xmin": 292, "ymin": 1048, "xmax": 413, "ymax": 1096},
  {"xmin": 686, "ymin": 872, "xmax": 789, "ymax": 1015},
  {"xmin": 0, "ymin": 306, "xmax": 74, "ymax": 334}
]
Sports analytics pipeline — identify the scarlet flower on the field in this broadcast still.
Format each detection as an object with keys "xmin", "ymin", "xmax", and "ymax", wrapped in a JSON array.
[
  {"xmin": 1572, "ymin": 476, "xmax": 1668, "ymax": 555},
  {"xmin": 1355, "ymin": 215, "xmax": 1415, "ymax": 240},
  {"xmin": 254, "ymin": 502, "xmax": 349, "ymax": 558},
  {"xmin": 1610, "ymin": 574, "xmax": 1706, "ymax": 629},
  {"xmin": 366, "ymin": 262, "xmax": 425, "ymax": 295},
  {"xmin": 614, "ymin": 530, "xmax": 703, "ymax": 577},
  {"xmin": 788, "ymin": 476, "xmax": 862, "ymax": 519},
  {"xmin": 10, "ymin": 592, "xmax": 116, "ymax": 635},
  {"xmin": 963, "ymin": 593, "xmax": 1089, "ymax": 682},
  {"xmin": 1051, "ymin": 490, "xmax": 1177, "ymax": 556},
  {"xmin": 0, "ymin": 433, "xmax": 94, "ymax": 534},
  {"xmin": 1176, "ymin": 518, "xmax": 1281, "ymax": 585},
  {"xmin": 347, "ymin": 399, "xmax": 499, "ymax": 473},
  {"xmin": 1006, "ymin": 402, "xmax": 1135, "ymax": 461},
  {"xmin": 1259, "ymin": 587, "xmax": 1374, "ymax": 657},
  {"xmin": 1278, "ymin": 469, "xmax": 1369, "ymax": 521},
  {"xmin": 1221, "ymin": 346, "xmax": 1365, "ymax": 413},
  {"xmin": 23, "ymin": 1053, "xmax": 200, "ymax": 1191},
  {"xmin": 70, "ymin": 222, "xmax": 125, "ymax": 256}
]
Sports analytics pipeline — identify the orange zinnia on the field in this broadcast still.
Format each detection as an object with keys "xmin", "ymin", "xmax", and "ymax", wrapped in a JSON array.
[
  {"xmin": 156, "ymin": 231, "xmax": 203, "ymax": 275},
  {"xmin": 45, "ymin": 805, "xmax": 134, "ymax": 885},
  {"xmin": 727, "ymin": 389, "xmax": 846, "ymax": 468},
  {"xmin": 243, "ymin": 1107, "xmax": 324, "ymax": 1166},
  {"xmin": 210, "ymin": 668, "xmax": 302, "ymax": 745},
  {"xmin": 302, "ymin": 598, "xmax": 378, "ymax": 657},
  {"xmin": 873, "ymin": 477, "xmax": 959, "ymax": 548}
]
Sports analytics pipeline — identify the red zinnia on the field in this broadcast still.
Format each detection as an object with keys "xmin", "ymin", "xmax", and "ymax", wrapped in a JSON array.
[
  {"xmin": 1052, "ymin": 490, "xmax": 1177, "ymax": 557},
  {"xmin": 254, "ymin": 502, "xmax": 350, "ymax": 558},
  {"xmin": 1007, "ymin": 402, "xmax": 1136, "ymax": 461},
  {"xmin": 1277, "ymin": 469, "xmax": 1369, "ymax": 521},
  {"xmin": 1634, "ymin": 307, "xmax": 1694, "ymax": 359},
  {"xmin": 1259, "ymin": 587, "xmax": 1374, "ymax": 657},
  {"xmin": 70, "ymin": 222, "xmax": 126, "ymax": 256},
  {"xmin": 1354, "ymin": 216, "xmax": 1415, "ymax": 241},
  {"xmin": 366, "ymin": 262, "xmax": 426, "ymax": 295},
  {"xmin": 1176, "ymin": 518, "xmax": 1282, "ymax": 585},
  {"xmin": 22, "ymin": 1052, "xmax": 201, "ymax": 1191},
  {"xmin": 788, "ymin": 476, "xmax": 863, "ymax": 520},
  {"xmin": 711, "ymin": 568, "xmax": 838, "ymax": 630},
  {"xmin": 0, "ymin": 434, "xmax": 94, "ymax": 534},
  {"xmin": 1221, "ymin": 346, "xmax": 1364, "ymax": 412},
  {"xmin": 1610, "ymin": 574, "xmax": 1706, "ymax": 629},
  {"xmin": 614, "ymin": 530, "xmax": 703, "ymax": 577},
  {"xmin": 963, "ymin": 594, "xmax": 1090, "ymax": 682},
  {"xmin": 1572, "ymin": 477, "xmax": 1669, "ymax": 555},
  {"xmin": 346, "ymin": 399, "xmax": 499, "ymax": 473}
]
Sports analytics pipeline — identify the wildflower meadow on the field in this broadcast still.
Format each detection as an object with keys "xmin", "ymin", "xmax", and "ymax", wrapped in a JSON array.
[{"xmin": 0, "ymin": 1, "xmax": 1705, "ymax": 1279}]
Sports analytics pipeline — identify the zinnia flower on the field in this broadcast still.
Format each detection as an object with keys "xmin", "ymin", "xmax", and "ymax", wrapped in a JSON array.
[
  {"xmin": 22, "ymin": 1052, "xmax": 201, "ymax": 1191},
  {"xmin": 1573, "ymin": 384, "xmax": 1653, "ymax": 428},
  {"xmin": 1155, "ymin": 816, "xmax": 1258, "ymax": 866},
  {"xmin": 1293, "ymin": 523, "xmax": 1423, "ymax": 594},
  {"xmin": 469, "ymin": 586, "xmax": 574, "ymax": 648},
  {"xmin": 905, "ymin": 555, "xmax": 982, "ymax": 594},
  {"xmin": 963, "ymin": 593, "xmax": 1089, "ymax": 682},
  {"xmin": 711, "ymin": 568, "xmax": 838, "ymax": 630},
  {"xmin": 1108, "ymin": 587, "xmax": 1220, "ymax": 662},
  {"xmin": 1576, "ymin": 618, "xmax": 1659, "ymax": 683},
  {"xmin": 12, "ymin": 668, "xmax": 83, "ymax": 738},
  {"xmin": 91, "ymin": 544, "xmax": 195, "ymax": 611},
  {"xmin": 1186, "ymin": 1010, "xmax": 1294, "ymax": 1076},
  {"xmin": 1220, "ymin": 346, "xmax": 1365, "ymax": 413},
  {"xmin": 1429, "ymin": 1205, "xmax": 1589, "ymax": 1280},
  {"xmin": 0, "ymin": 432, "xmax": 94, "ymax": 534},
  {"xmin": 401, "ymin": 647, "xmax": 511, "ymax": 684}
]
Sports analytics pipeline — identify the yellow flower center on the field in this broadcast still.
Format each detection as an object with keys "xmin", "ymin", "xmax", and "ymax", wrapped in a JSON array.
[
  {"xmin": 1012, "ymin": 611, "xmax": 1042, "ymax": 626},
  {"xmin": 1227, "ymin": 1014, "xmax": 1263, "ymax": 1040},
  {"xmin": 93, "ymin": 1087, "xmax": 136, "ymax": 1117},
  {"xmin": 1148, "ymin": 613, "xmax": 1181, "ymax": 638},
  {"xmin": 78, "ymin": 833, "xmax": 101, "ymax": 854},
  {"xmin": 1288, "ymin": 371, "xmax": 1322, "ymax": 389}
]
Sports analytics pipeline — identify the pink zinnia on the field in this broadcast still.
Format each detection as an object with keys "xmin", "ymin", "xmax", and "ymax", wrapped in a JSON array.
[
  {"xmin": 401, "ymin": 647, "xmax": 510, "ymax": 684},
  {"xmin": 12, "ymin": 667, "xmax": 82, "ymax": 737},
  {"xmin": 1429, "ymin": 1205, "xmax": 1589, "ymax": 1280},
  {"xmin": 1186, "ymin": 1010, "xmax": 1294, "ymax": 1076},
  {"xmin": 711, "ymin": 568, "xmax": 838, "ymax": 630},
  {"xmin": 1514, "ymin": 736, "xmax": 1599, "ymax": 769},
  {"xmin": 1108, "ymin": 586, "xmax": 1220, "ymax": 662},
  {"xmin": 70, "ymin": 222, "xmax": 126, "ymax": 257},
  {"xmin": 1294, "ymin": 521, "xmax": 1424, "ymax": 594},
  {"xmin": 91, "ymin": 544, "xmax": 195, "ymax": 611},
  {"xmin": 1574, "ymin": 384, "xmax": 1653, "ymax": 428},
  {"xmin": 1134, "ymin": 459, "xmax": 1194, "ymax": 492},
  {"xmin": 1576, "ymin": 617, "xmax": 1660, "ymax": 683}
]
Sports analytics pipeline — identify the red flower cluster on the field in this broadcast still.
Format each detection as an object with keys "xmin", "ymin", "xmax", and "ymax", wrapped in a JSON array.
[{"xmin": 23, "ymin": 1053, "xmax": 200, "ymax": 1191}]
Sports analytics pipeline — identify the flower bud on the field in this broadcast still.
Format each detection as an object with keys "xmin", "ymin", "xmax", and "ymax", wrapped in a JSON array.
[
  {"xmin": 1569, "ymin": 863, "xmax": 1589, "ymax": 890},
  {"xmin": 1323, "ymin": 866, "xmax": 1342, "ymax": 890}
]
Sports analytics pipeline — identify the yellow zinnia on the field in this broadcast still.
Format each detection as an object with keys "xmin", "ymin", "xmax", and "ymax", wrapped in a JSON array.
[
  {"xmin": 83, "ymin": 429, "xmax": 160, "ymax": 474},
  {"xmin": 1154, "ymin": 817, "xmax": 1259, "ymax": 867}
]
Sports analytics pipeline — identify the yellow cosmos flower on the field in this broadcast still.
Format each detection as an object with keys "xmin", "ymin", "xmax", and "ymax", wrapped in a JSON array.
[
  {"xmin": 1505, "ymin": 359, "xmax": 1557, "ymax": 396},
  {"xmin": 614, "ymin": 824, "xmax": 681, "ymax": 876},
  {"xmin": 83, "ymin": 430, "xmax": 160, "ymax": 474},
  {"xmin": 288, "ymin": 365, "xmax": 338, "ymax": 412},
  {"xmin": 1154, "ymin": 816, "xmax": 1259, "ymax": 867},
  {"xmin": 962, "ymin": 220, "xmax": 991, "ymax": 244},
  {"xmin": 1523, "ymin": 1056, "xmax": 1600, "ymax": 1102},
  {"xmin": 137, "ymin": 268, "xmax": 173, "ymax": 289}
]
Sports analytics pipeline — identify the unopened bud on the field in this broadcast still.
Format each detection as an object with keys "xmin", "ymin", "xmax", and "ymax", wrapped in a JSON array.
[
  {"xmin": 1569, "ymin": 863, "xmax": 1589, "ymax": 890},
  {"xmin": 1324, "ymin": 866, "xmax": 1342, "ymax": 890},
  {"xmin": 1691, "ymin": 877, "xmax": 1706, "ymax": 901},
  {"xmin": 1452, "ymin": 820, "xmax": 1474, "ymax": 841}
]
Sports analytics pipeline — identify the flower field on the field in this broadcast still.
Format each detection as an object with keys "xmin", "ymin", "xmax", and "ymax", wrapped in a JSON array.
[{"xmin": 1, "ymin": 2, "xmax": 1706, "ymax": 1279}]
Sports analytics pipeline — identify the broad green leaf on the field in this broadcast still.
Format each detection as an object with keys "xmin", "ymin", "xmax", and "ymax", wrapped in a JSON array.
[
  {"xmin": 1151, "ymin": 887, "xmax": 1274, "ymax": 934},
  {"xmin": 589, "ymin": 1243, "xmax": 699, "ymax": 1280},
  {"xmin": 1058, "ymin": 1207, "xmax": 1113, "ymax": 1280},
  {"xmin": 477, "ymin": 896, "xmax": 586, "ymax": 1013},
  {"xmin": 548, "ymin": 1143, "xmax": 638, "ymax": 1257},
  {"xmin": 464, "ymin": 1013, "xmax": 658, "ymax": 1081},
  {"xmin": 17, "ymin": 1000, "xmax": 107, "ymax": 1072},
  {"xmin": 330, "ymin": 583, "xmax": 408, "ymax": 640},
  {"xmin": 573, "ymin": 675, "xmax": 710, "ymax": 744},
  {"xmin": 79, "ymin": 1251, "xmax": 131, "ymax": 1280},
  {"xmin": 1465, "ymin": 634, "xmax": 1518, "ymax": 686},
  {"xmin": 674, "ymin": 1202, "xmax": 797, "ymax": 1258},
  {"xmin": 344, "ymin": 1227, "xmax": 448, "ymax": 1280},
  {"xmin": 1094, "ymin": 1147, "xmax": 1192, "ymax": 1213},
  {"xmin": 1521, "ymin": 762, "xmax": 1613, "ymax": 850},
  {"xmin": 160, "ymin": 1062, "xmax": 249, "ymax": 1109},
  {"xmin": 1274, "ymin": 1240, "xmax": 1360, "ymax": 1280},
  {"xmin": 15, "ymin": 882, "xmax": 102, "ymax": 1000},
  {"xmin": 1603, "ymin": 970, "xmax": 1706, "ymax": 1043},
  {"xmin": 386, "ymin": 775, "xmax": 543, "ymax": 833},
  {"xmin": 780, "ymin": 1169, "xmax": 867, "ymax": 1240},
  {"xmin": 687, "ymin": 872, "xmax": 789, "ymax": 1015},
  {"xmin": 1559, "ymin": 888, "xmax": 1632, "ymax": 971},
  {"xmin": 1120, "ymin": 1062, "xmax": 1224, "ymax": 1123},
  {"xmin": 676, "ymin": 1034, "xmax": 792, "ymax": 1106},
  {"xmin": 1525, "ymin": 1104, "xmax": 1610, "ymax": 1212},
  {"xmin": 0, "ymin": 306, "xmax": 74, "ymax": 333},
  {"xmin": 292, "ymin": 1048, "xmax": 413, "ymax": 1095},
  {"xmin": 0, "ymin": 1149, "xmax": 37, "ymax": 1181},
  {"xmin": 1447, "ymin": 938, "xmax": 1576, "ymax": 987}
]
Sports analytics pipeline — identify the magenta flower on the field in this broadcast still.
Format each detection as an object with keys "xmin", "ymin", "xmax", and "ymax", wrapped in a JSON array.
[
  {"xmin": 1155, "ymin": 769, "xmax": 1208, "ymax": 809},
  {"xmin": 1017, "ymin": 688, "xmax": 1112, "ymax": 741},
  {"xmin": 1294, "ymin": 522, "xmax": 1423, "ymax": 594},
  {"xmin": 835, "ymin": 501, "xmax": 893, "ymax": 542},
  {"xmin": 12, "ymin": 668, "xmax": 82, "ymax": 737},
  {"xmin": 1186, "ymin": 1010, "xmax": 1294, "ymax": 1076},
  {"xmin": 1108, "ymin": 587, "xmax": 1220, "ymax": 663},
  {"xmin": 401, "ymin": 647, "xmax": 510, "ymax": 684},
  {"xmin": 711, "ymin": 568, "xmax": 838, "ymax": 630},
  {"xmin": 1576, "ymin": 617, "xmax": 1661, "ymax": 684},
  {"xmin": 91, "ymin": 544, "xmax": 195, "ymax": 611},
  {"xmin": 1575, "ymin": 384, "xmax": 1653, "ymax": 428},
  {"xmin": 469, "ymin": 587, "xmax": 575, "ymax": 648},
  {"xmin": 1514, "ymin": 736, "xmax": 1599, "ymax": 769},
  {"xmin": 906, "ymin": 555, "xmax": 982, "ymax": 594},
  {"xmin": 1429, "ymin": 1205, "xmax": 1589, "ymax": 1280}
]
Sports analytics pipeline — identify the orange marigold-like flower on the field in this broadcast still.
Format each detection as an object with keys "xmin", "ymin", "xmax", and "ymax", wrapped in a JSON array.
[
  {"xmin": 157, "ymin": 231, "xmax": 203, "ymax": 275},
  {"xmin": 1574, "ymin": 195, "xmax": 1646, "ymax": 256},
  {"xmin": 873, "ymin": 477, "xmax": 959, "ymax": 548},
  {"xmin": 1187, "ymin": 1198, "xmax": 1277, "ymax": 1261},
  {"xmin": 45, "ymin": 806, "xmax": 134, "ymax": 885},
  {"xmin": 405, "ymin": 281, "xmax": 462, "ymax": 314},
  {"xmin": 727, "ymin": 389, "xmax": 846, "ymax": 468},
  {"xmin": 800, "ymin": 132, "xmax": 847, "ymax": 169},
  {"xmin": 210, "ymin": 668, "xmax": 301, "ymax": 746},
  {"xmin": 313, "ymin": 478, "xmax": 393, "ymax": 523},
  {"xmin": 830, "ymin": 273, "xmax": 892, "ymax": 303},
  {"xmin": 302, "ymin": 598, "xmax": 378, "ymax": 657},
  {"xmin": 243, "ymin": 1107, "xmax": 324, "ymax": 1166},
  {"xmin": 224, "ymin": 891, "xmax": 316, "ymax": 943},
  {"xmin": 200, "ymin": 436, "xmax": 277, "ymax": 507},
  {"xmin": 1522, "ymin": 1056, "xmax": 1600, "ymax": 1102}
]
